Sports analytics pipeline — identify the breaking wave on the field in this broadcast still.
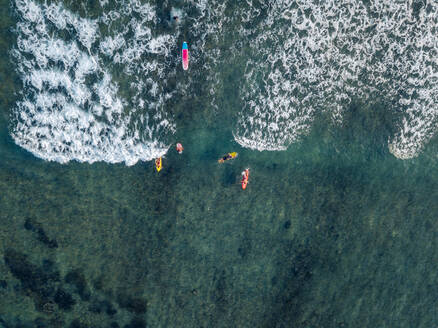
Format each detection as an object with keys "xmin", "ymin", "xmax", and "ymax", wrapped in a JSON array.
[
  {"xmin": 234, "ymin": 0, "xmax": 438, "ymax": 158},
  {"xmin": 11, "ymin": 0, "xmax": 438, "ymax": 162},
  {"xmin": 11, "ymin": 0, "xmax": 177, "ymax": 165}
]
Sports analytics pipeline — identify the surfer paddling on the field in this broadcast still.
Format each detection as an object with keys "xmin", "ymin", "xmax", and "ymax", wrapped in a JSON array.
[
  {"xmin": 218, "ymin": 152, "xmax": 238, "ymax": 163},
  {"xmin": 241, "ymin": 169, "xmax": 250, "ymax": 190}
]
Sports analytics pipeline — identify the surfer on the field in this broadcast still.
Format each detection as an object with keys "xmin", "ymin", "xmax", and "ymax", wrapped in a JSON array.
[
  {"xmin": 176, "ymin": 143, "xmax": 184, "ymax": 154},
  {"xmin": 241, "ymin": 169, "xmax": 250, "ymax": 190},
  {"xmin": 155, "ymin": 157, "xmax": 162, "ymax": 172},
  {"xmin": 218, "ymin": 152, "xmax": 237, "ymax": 163}
]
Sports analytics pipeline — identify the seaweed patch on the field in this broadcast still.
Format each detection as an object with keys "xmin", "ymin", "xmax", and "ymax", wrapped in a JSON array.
[
  {"xmin": 65, "ymin": 269, "xmax": 91, "ymax": 301},
  {"xmin": 116, "ymin": 293, "xmax": 147, "ymax": 314},
  {"xmin": 24, "ymin": 218, "xmax": 58, "ymax": 249}
]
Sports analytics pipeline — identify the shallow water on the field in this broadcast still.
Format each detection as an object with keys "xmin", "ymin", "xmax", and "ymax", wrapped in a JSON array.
[{"xmin": 1, "ymin": 0, "xmax": 438, "ymax": 327}]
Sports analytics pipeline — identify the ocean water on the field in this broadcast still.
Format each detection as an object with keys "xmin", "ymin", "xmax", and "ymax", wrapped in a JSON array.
[{"xmin": 1, "ymin": 0, "xmax": 438, "ymax": 327}]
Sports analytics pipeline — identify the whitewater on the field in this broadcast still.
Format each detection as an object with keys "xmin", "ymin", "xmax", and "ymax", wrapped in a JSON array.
[{"xmin": 10, "ymin": 0, "xmax": 438, "ymax": 164}]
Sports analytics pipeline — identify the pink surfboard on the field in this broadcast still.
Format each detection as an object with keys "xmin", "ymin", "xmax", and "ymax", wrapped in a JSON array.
[{"xmin": 182, "ymin": 42, "xmax": 189, "ymax": 70}]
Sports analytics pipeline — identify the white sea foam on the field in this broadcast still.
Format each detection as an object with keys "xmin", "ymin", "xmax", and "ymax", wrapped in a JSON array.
[
  {"xmin": 99, "ymin": 35, "xmax": 125, "ymax": 57},
  {"xmin": 13, "ymin": 0, "xmax": 438, "ymax": 162},
  {"xmin": 11, "ymin": 0, "xmax": 176, "ymax": 165},
  {"xmin": 185, "ymin": 0, "xmax": 231, "ymax": 109},
  {"xmin": 233, "ymin": 0, "xmax": 438, "ymax": 158}
]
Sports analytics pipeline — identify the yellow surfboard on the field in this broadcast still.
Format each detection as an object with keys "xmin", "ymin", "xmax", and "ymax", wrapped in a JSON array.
[
  {"xmin": 155, "ymin": 157, "xmax": 162, "ymax": 172},
  {"xmin": 218, "ymin": 152, "xmax": 238, "ymax": 163}
]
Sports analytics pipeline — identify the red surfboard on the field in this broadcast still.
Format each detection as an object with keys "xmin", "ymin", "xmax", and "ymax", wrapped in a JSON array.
[{"xmin": 241, "ymin": 169, "xmax": 249, "ymax": 190}]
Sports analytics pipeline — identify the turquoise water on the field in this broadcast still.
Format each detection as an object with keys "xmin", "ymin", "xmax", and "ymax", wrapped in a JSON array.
[{"xmin": 1, "ymin": 0, "xmax": 438, "ymax": 327}]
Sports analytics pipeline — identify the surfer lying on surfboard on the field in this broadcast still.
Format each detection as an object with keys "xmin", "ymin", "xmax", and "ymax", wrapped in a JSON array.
[
  {"xmin": 218, "ymin": 152, "xmax": 238, "ymax": 163},
  {"xmin": 155, "ymin": 157, "xmax": 162, "ymax": 172},
  {"xmin": 241, "ymin": 169, "xmax": 249, "ymax": 190},
  {"xmin": 176, "ymin": 143, "xmax": 184, "ymax": 154}
]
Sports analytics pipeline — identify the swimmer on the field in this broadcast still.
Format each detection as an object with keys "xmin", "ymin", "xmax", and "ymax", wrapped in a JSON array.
[
  {"xmin": 170, "ymin": 7, "xmax": 183, "ymax": 25},
  {"xmin": 218, "ymin": 152, "xmax": 237, "ymax": 163},
  {"xmin": 176, "ymin": 143, "xmax": 184, "ymax": 154}
]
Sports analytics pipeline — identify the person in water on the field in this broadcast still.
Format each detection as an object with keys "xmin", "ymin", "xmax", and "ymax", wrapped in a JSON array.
[
  {"xmin": 241, "ymin": 169, "xmax": 249, "ymax": 189},
  {"xmin": 218, "ymin": 152, "xmax": 237, "ymax": 163},
  {"xmin": 176, "ymin": 143, "xmax": 183, "ymax": 154}
]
